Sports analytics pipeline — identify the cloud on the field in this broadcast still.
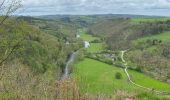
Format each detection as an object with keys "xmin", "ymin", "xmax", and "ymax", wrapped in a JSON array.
[{"xmin": 18, "ymin": 0, "xmax": 170, "ymax": 16}]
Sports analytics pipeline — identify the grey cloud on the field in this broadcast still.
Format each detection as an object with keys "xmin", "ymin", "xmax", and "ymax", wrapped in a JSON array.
[{"xmin": 18, "ymin": 0, "xmax": 170, "ymax": 16}]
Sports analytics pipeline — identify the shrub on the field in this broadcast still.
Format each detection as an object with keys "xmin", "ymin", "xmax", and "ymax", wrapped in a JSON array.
[
  {"xmin": 90, "ymin": 39, "xmax": 102, "ymax": 43},
  {"xmin": 167, "ymin": 71, "xmax": 170, "ymax": 79},
  {"xmin": 75, "ymin": 49, "xmax": 86, "ymax": 62},
  {"xmin": 135, "ymin": 66, "xmax": 142, "ymax": 72},
  {"xmin": 115, "ymin": 72, "xmax": 122, "ymax": 79}
]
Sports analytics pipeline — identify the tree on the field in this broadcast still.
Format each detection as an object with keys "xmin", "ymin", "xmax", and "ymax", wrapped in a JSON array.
[
  {"xmin": 0, "ymin": 0, "xmax": 22, "ymax": 79},
  {"xmin": 167, "ymin": 71, "xmax": 170, "ymax": 79},
  {"xmin": 115, "ymin": 72, "xmax": 122, "ymax": 79},
  {"xmin": 0, "ymin": 0, "xmax": 22, "ymax": 25}
]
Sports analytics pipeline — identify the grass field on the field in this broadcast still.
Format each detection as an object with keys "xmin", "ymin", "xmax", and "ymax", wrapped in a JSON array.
[
  {"xmin": 129, "ymin": 70, "xmax": 170, "ymax": 92},
  {"xmin": 79, "ymin": 29, "xmax": 99, "ymax": 42},
  {"xmin": 73, "ymin": 58, "xmax": 170, "ymax": 94},
  {"xmin": 131, "ymin": 18, "xmax": 170, "ymax": 24},
  {"xmin": 133, "ymin": 31, "xmax": 170, "ymax": 44},
  {"xmin": 74, "ymin": 28, "xmax": 170, "ymax": 95},
  {"xmin": 79, "ymin": 29, "xmax": 104, "ymax": 52},
  {"xmin": 72, "ymin": 58, "xmax": 138, "ymax": 94},
  {"xmin": 87, "ymin": 43, "xmax": 103, "ymax": 53}
]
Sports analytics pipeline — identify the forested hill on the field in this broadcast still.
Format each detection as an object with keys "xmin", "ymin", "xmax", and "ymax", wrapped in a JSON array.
[
  {"xmin": 37, "ymin": 14, "xmax": 164, "ymax": 20},
  {"xmin": 0, "ymin": 17, "xmax": 81, "ymax": 99}
]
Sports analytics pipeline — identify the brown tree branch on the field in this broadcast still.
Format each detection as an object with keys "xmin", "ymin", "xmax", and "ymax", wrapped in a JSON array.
[
  {"xmin": 0, "ymin": 0, "xmax": 6, "ymax": 10},
  {"xmin": 0, "ymin": 0, "xmax": 22, "ymax": 26},
  {"xmin": 0, "ymin": 39, "xmax": 22, "ymax": 66}
]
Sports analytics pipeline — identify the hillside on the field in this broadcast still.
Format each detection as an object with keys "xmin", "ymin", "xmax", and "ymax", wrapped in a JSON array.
[
  {"xmin": 86, "ymin": 17, "xmax": 170, "ymax": 83},
  {"xmin": 1, "ymin": 15, "xmax": 170, "ymax": 99},
  {"xmin": 72, "ymin": 30, "xmax": 170, "ymax": 99},
  {"xmin": 0, "ymin": 17, "xmax": 79, "ymax": 99}
]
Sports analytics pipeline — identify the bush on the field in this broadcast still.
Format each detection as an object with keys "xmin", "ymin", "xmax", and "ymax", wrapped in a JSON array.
[
  {"xmin": 75, "ymin": 49, "xmax": 86, "ymax": 62},
  {"xmin": 167, "ymin": 71, "xmax": 170, "ymax": 79},
  {"xmin": 90, "ymin": 39, "xmax": 102, "ymax": 43},
  {"xmin": 135, "ymin": 66, "xmax": 142, "ymax": 72},
  {"xmin": 115, "ymin": 72, "xmax": 122, "ymax": 79}
]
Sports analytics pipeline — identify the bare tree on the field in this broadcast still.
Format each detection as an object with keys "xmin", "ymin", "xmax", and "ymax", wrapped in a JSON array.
[
  {"xmin": 0, "ymin": 0, "xmax": 22, "ymax": 69},
  {"xmin": 0, "ymin": 0, "xmax": 22, "ymax": 25}
]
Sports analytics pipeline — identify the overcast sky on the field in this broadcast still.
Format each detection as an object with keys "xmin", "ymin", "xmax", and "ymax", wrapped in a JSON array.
[{"xmin": 16, "ymin": 0, "xmax": 170, "ymax": 16}]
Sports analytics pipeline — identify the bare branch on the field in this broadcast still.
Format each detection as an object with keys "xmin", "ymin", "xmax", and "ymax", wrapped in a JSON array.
[
  {"xmin": 0, "ymin": 39, "xmax": 22, "ymax": 66},
  {"xmin": 0, "ymin": 0, "xmax": 22, "ymax": 25},
  {"xmin": 0, "ymin": 0, "xmax": 6, "ymax": 10},
  {"xmin": 0, "ymin": 15, "xmax": 8, "ymax": 25}
]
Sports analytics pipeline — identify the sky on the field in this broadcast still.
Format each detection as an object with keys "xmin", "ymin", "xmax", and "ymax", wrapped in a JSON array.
[{"xmin": 16, "ymin": 0, "xmax": 170, "ymax": 16}]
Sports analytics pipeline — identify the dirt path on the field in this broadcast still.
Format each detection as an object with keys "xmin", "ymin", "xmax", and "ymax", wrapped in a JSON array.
[{"xmin": 121, "ymin": 50, "xmax": 169, "ymax": 95}]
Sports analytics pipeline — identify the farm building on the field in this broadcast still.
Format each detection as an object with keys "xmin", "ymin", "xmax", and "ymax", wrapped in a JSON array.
[{"xmin": 84, "ymin": 41, "xmax": 90, "ymax": 48}]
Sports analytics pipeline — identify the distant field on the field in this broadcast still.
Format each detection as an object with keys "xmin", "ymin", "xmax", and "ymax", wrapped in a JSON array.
[
  {"xmin": 133, "ymin": 31, "xmax": 170, "ymax": 44},
  {"xmin": 131, "ymin": 18, "xmax": 170, "ymax": 24},
  {"xmin": 79, "ymin": 29, "xmax": 104, "ymax": 53},
  {"xmin": 87, "ymin": 43, "xmax": 103, "ymax": 53},
  {"xmin": 79, "ymin": 29, "xmax": 99, "ymax": 42}
]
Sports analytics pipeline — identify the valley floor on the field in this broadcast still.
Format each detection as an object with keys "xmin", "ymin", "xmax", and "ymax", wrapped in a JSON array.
[{"xmin": 72, "ymin": 29, "xmax": 170, "ymax": 97}]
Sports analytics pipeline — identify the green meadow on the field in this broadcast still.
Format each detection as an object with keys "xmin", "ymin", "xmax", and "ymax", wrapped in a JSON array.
[
  {"xmin": 73, "ymin": 58, "xmax": 170, "ymax": 94},
  {"xmin": 79, "ymin": 29, "xmax": 99, "ymax": 42},
  {"xmin": 131, "ymin": 18, "xmax": 170, "ymax": 24},
  {"xmin": 87, "ymin": 43, "xmax": 103, "ymax": 53},
  {"xmin": 79, "ymin": 29, "xmax": 104, "ymax": 53},
  {"xmin": 133, "ymin": 31, "xmax": 170, "ymax": 43},
  {"xmin": 129, "ymin": 70, "xmax": 170, "ymax": 92},
  {"xmin": 72, "ymin": 29, "xmax": 170, "ymax": 95},
  {"xmin": 72, "ymin": 58, "xmax": 138, "ymax": 94}
]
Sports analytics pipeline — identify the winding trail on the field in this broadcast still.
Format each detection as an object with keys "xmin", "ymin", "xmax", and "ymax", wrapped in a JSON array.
[{"xmin": 121, "ymin": 50, "xmax": 169, "ymax": 95}]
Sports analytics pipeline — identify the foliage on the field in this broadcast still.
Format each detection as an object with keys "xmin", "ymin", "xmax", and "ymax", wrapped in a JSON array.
[
  {"xmin": 115, "ymin": 72, "xmax": 122, "ymax": 79},
  {"xmin": 90, "ymin": 39, "xmax": 102, "ymax": 43},
  {"xmin": 0, "ymin": 16, "xmax": 79, "ymax": 99},
  {"xmin": 2, "ymin": 15, "xmax": 170, "ymax": 99},
  {"xmin": 131, "ymin": 17, "xmax": 170, "ymax": 24},
  {"xmin": 167, "ymin": 71, "xmax": 170, "ymax": 79},
  {"xmin": 160, "ymin": 41, "xmax": 170, "ymax": 59}
]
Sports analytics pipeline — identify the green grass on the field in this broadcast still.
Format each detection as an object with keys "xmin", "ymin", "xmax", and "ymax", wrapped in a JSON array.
[
  {"xmin": 72, "ymin": 58, "xmax": 170, "ymax": 94},
  {"xmin": 76, "ymin": 28, "xmax": 170, "ymax": 96},
  {"xmin": 87, "ymin": 43, "xmax": 103, "ymax": 53},
  {"xmin": 72, "ymin": 58, "xmax": 138, "ymax": 94},
  {"xmin": 79, "ymin": 29, "xmax": 99, "ymax": 42},
  {"xmin": 79, "ymin": 29, "xmax": 104, "ymax": 53},
  {"xmin": 129, "ymin": 70, "xmax": 170, "ymax": 92},
  {"xmin": 133, "ymin": 31, "xmax": 170, "ymax": 44},
  {"xmin": 131, "ymin": 18, "xmax": 170, "ymax": 24}
]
